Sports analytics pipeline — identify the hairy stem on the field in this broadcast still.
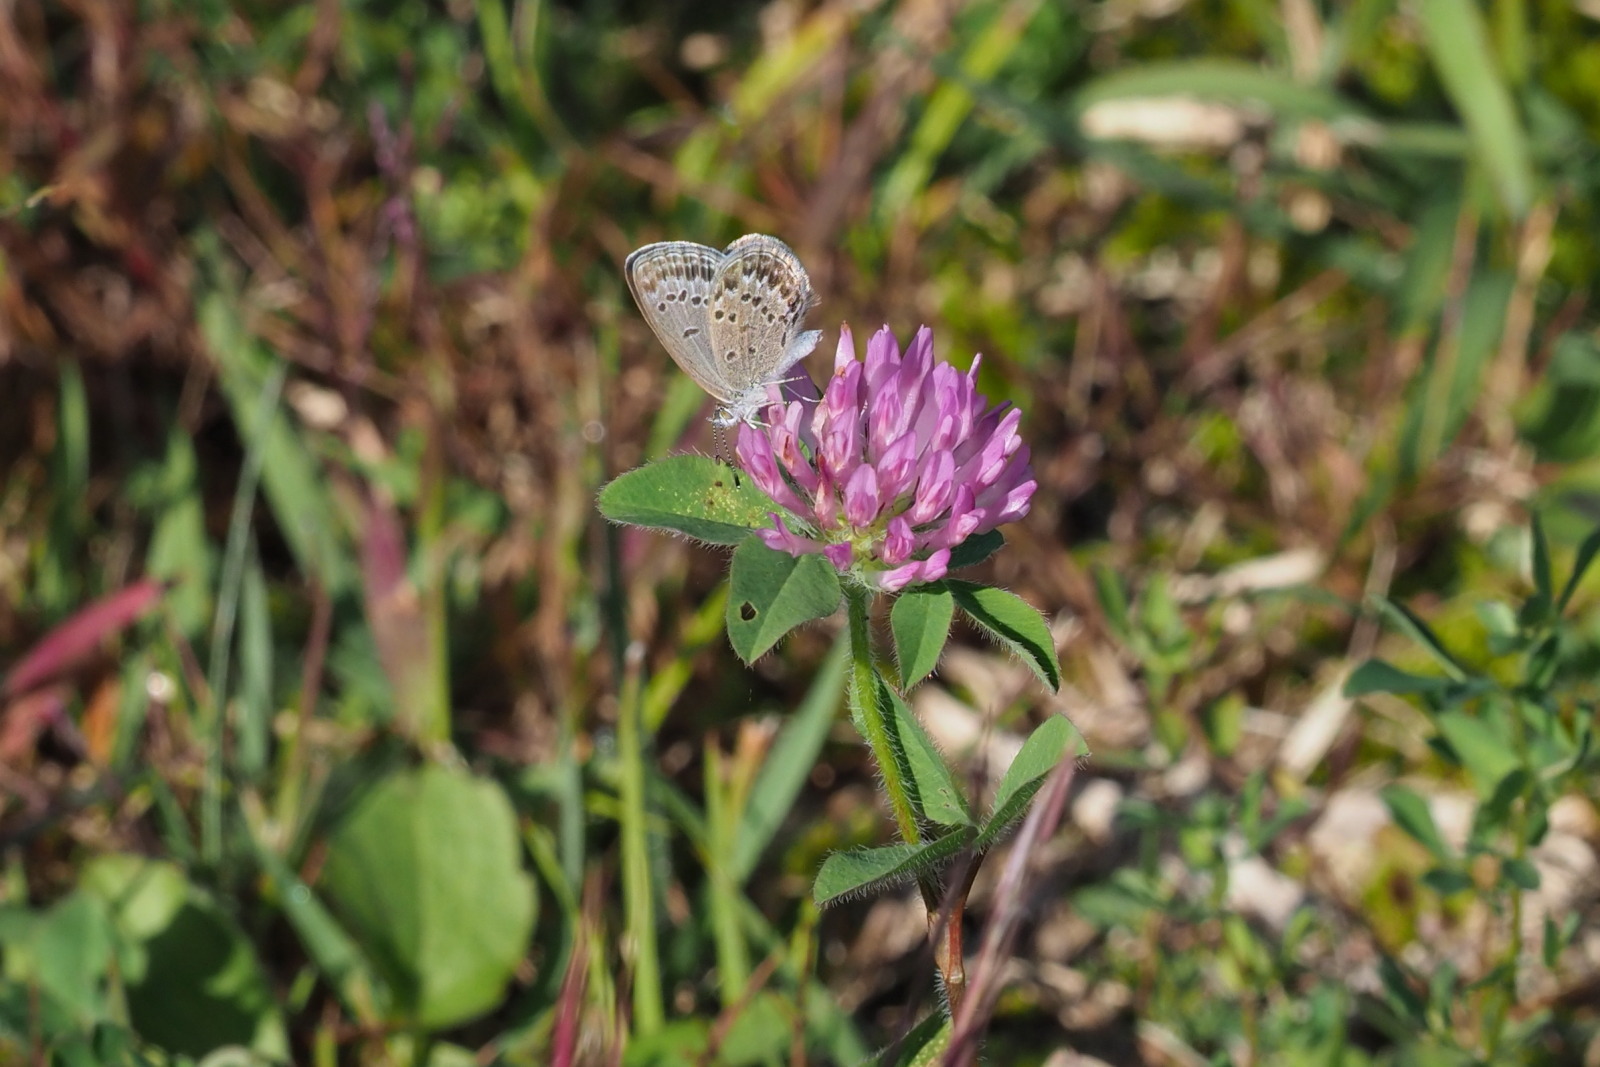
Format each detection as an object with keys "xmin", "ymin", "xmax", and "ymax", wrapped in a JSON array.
[
  {"xmin": 844, "ymin": 585, "xmax": 921, "ymax": 845},
  {"xmin": 846, "ymin": 584, "xmax": 977, "ymax": 1016}
]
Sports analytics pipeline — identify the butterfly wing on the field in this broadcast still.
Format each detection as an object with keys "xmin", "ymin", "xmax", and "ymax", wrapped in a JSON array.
[
  {"xmin": 708, "ymin": 235, "xmax": 817, "ymax": 408},
  {"xmin": 625, "ymin": 241, "xmax": 732, "ymax": 403}
]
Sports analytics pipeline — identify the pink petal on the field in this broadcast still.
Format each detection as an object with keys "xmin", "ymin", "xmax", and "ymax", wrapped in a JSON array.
[
  {"xmin": 843, "ymin": 464, "xmax": 880, "ymax": 528},
  {"xmin": 875, "ymin": 432, "xmax": 920, "ymax": 503},
  {"xmin": 877, "ymin": 548, "xmax": 950, "ymax": 592},
  {"xmin": 833, "ymin": 323, "xmax": 857, "ymax": 374},
  {"xmin": 908, "ymin": 451, "xmax": 956, "ymax": 525},
  {"xmin": 882, "ymin": 515, "xmax": 915, "ymax": 565},
  {"xmin": 756, "ymin": 514, "xmax": 823, "ymax": 558}
]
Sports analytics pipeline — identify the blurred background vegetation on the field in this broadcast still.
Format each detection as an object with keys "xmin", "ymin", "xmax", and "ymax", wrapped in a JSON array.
[{"xmin": 4, "ymin": 0, "xmax": 1600, "ymax": 1064}]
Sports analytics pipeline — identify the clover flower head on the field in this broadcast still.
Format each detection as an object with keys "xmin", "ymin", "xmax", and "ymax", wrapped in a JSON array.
[{"xmin": 734, "ymin": 324, "xmax": 1036, "ymax": 592}]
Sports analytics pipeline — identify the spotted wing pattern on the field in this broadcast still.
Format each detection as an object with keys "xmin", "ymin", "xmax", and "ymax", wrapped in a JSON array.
[
  {"xmin": 707, "ymin": 235, "xmax": 818, "ymax": 421},
  {"xmin": 624, "ymin": 241, "xmax": 731, "ymax": 403}
]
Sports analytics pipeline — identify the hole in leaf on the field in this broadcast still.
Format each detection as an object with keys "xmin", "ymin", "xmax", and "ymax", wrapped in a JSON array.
[{"xmin": 739, "ymin": 602, "xmax": 758, "ymax": 622}]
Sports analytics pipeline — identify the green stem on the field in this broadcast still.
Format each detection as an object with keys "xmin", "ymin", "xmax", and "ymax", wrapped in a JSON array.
[
  {"xmin": 1485, "ymin": 686, "xmax": 1533, "ymax": 1058},
  {"xmin": 845, "ymin": 586, "xmax": 921, "ymax": 845},
  {"xmin": 618, "ymin": 643, "xmax": 663, "ymax": 1034},
  {"xmin": 704, "ymin": 741, "xmax": 751, "ymax": 1004}
]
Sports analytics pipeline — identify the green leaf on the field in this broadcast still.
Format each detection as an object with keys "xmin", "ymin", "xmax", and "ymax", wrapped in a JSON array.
[
  {"xmin": 82, "ymin": 854, "xmax": 288, "ymax": 1059},
  {"xmin": 1471, "ymin": 768, "xmax": 1530, "ymax": 848},
  {"xmin": 251, "ymin": 843, "xmax": 375, "ymax": 1023},
  {"xmin": 1543, "ymin": 913, "xmax": 1580, "ymax": 968},
  {"xmin": 1435, "ymin": 710, "xmax": 1520, "ymax": 798},
  {"xmin": 1344, "ymin": 658, "xmax": 1453, "ymax": 697},
  {"xmin": 1417, "ymin": 0, "xmax": 1534, "ymax": 216},
  {"xmin": 856, "ymin": 1013, "xmax": 951, "ymax": 1067},
  {"xmin": 725, "ymin": 537, "xmax": 842, "ymax": 663},
  {"xmin": 1370, "ymin": 596, "xmax": 1467, "ymax": 680},
  {"xmin": 1500, "ymin": 857, "xmax": 1540, "ymax": 891},
  {"xmin": 1091, "ymin": 563, "xmax": 1132, "ymax": 641},
  {"xmin": 946, "ymin": 581, "xmax": 1061, "ymax": 690},
  {"xmin": 1426, "ymin": 960, "xmax": 1459, "ymax": 1019},
  {"xmin": 1381, "ymin": 785, "xmax": 1452, "ymax": 861},
  {"xmin": 1557, "ymin": 524, "xmax": 1600, "ymax": 612},
  {"xmin": 878, "ymin": 0, "xmax": 1038, "ymax": 220},
  {"xmin": 319, "ymin": 764, "xmax": 537, "ymax": 1030},
  {"xmin": 598, "ymin": 455, "xmax": 785, "ymax": 545},
  {"xmin": 1074, "ymin": 59, "xmax": 1367, "ymax": 123},
  {"xmin": 886, "ymin": 682, "xmax": 971, "ymax": 827},
  {"xmin": 1422, "ymin": 867, "xmax": 1475, "ymax": 897},
  {"xmin": 813, "ymin": 829, "xmax": 975, "ymax": 908},
  {"xmin": 716, "ymin": 992, "xmax": 802, "ymax": 1066},
  {"xmin": 947, "ymin": 529, "xmax": 1003, "ymax": 570},
  {"xmin": 1530, "ymin": 513, "xmax": 1554, "ymax": 608},
  {"xmin": 978, "ymin": 714, "xmax": 1086, "ymax": 849},
  {"xmin": 1379, "ymin": 957, "xmax": 1427, "ymax": 1023},
  {"xmin": 202, "ymin": 292, "xmax": 351, "ymax": 595},
  {"xmin": 28, "ymin": 892, "xmax": 115, "ymax": 1026},
  {"xmin": 890, "ymin": 588, "xmax": 954, "ymax": 689},
  {"xmin": 1525, "ymin": 631, "xmax": 1560, "ymax": 691}
]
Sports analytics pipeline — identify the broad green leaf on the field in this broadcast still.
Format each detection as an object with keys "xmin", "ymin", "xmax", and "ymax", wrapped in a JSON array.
[
  {"xmin": 82, "ymin": 854, "xmax": 288, "ymax": 1059},
  {"xmin": 729, "ymin": 632, "xmax": 849, "ymax": 883},
  {"xmin": 1435, "ymin": 710, "xmax": 1519, "ymax": 798},
  {"xmin": 29, "ymin": 892, "xmax": 114, "ymax": 1026},
  {"xmin": 1417, "ymin": 0, "xmax": 1533, "ymax": 216},
  {"xmin": 947, "ymin": 529, "xmax": 1004, "ymax": 570},
  {"xmin": 1380, "ymin": 785, "xmax": 1452, "ymax": 861},
  {"xmin": 978, "ymin": 714, "xmax": 1085, "ymax": 849},
  {"xmin": 598, "ymin": 455, "xmax": 785, "ymax": 545},
  {"xmin": 726, "ymin": 537, "xmax": 841, "ymax": 663},
  {"xmin": 320, "ymin": 764, "xmax": 537, "ymax": 1030},
  {"xmin": 886, "ymin": 683, "xmax": 971, "ymax": 828},
  {"xmin": 946, "ymin": 581, "xmax": 1061, "ymax": 690},
  {"xmin": 813, "ymin": 829, "xmax": 975, "ymax": 907},
  {"xmin": 1370, "ymin": 596, "xmax": 1467, "ymax": 680},
  {"xmin": 890, "ymin": 588, "xmax": 954, "ymax": 689},
  {"xmin": 1343, "ymin": 659, "xmax": 1453, "ymax": 697}
]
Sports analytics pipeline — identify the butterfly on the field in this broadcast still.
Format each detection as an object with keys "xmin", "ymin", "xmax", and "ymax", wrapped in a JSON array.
[{"xmin": 624, "ymin": 234, "xmax": 821, "ymax": 427}]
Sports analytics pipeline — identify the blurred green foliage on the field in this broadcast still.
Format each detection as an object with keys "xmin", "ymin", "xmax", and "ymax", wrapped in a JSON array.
[{"xmin": 3, "ymin": 0, "xmax": 1600, "ymax": 1064}]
